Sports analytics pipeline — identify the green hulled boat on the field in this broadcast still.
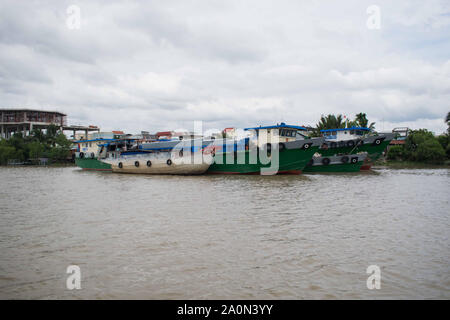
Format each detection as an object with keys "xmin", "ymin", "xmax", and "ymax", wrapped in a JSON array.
[
  {"xmin": 207, "ymin": 124, "xmax": 324, "ymax": 175},
  {"xmin": 75, "ymin": 156, "xmax": 112, "ymax": 171},
  {"xmin": 73, "ymin": 138, "xmax": 134, "ymax": 171},
  {"xmin": 303, "ymin": 154, "xmax": 367, "ymax": 173},
  {"xmin": 315, "ymin": 127, "xmax": 395, "ymax": 171}
]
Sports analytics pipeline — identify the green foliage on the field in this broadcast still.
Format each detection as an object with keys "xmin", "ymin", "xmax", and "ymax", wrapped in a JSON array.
[
  {"xmin": 391, "ymin": 129, "xmax": 447, "ymax": 164},
  {"xmin": 314, "ymin": 113, "xmax": 375, "ymax": 134},
  {"xmin": 414, "ymin": 138, "xmax": 446, "ymax": 164},
  {"xmin": 30, "ymin": 128, "xmax": 45, "ymax": 143},
  {"xmin": 0, "ymin": 140, "xmax": 18, "ymax": 165},
  {"xmin": 48, "ymin": 147, "xmax": 69, "ymax": 161},
  {"xmin": 0, "ymin": 126, "xmax": 72, "ymax": 165},
  {"xmin": 314, "ymin": 114, "xmax": 346, "ymax": 135},
  {"xmin": 45, "ymin": 124, "xmax": 59, "ymax": 147},
  {"xmin": 387, "ymin": 146, "xmax": 404, "ymax": 160},
  {"xmin": 437, "ymin": 134, "xmax": 449, "ymax": 150},
  {"xmin": 446, "ymin": 111, "xmax": 450, "ymax": 134},
  {"xmin": 55, "ymin": 132, "xmax": 72, "ymax": 149},
  {"xmin": 27, "ymin": 141, "xmax": 45, "ymax": 159},
  {"xmin": 354, "ymin": 113, "xmax": 376, "ymax": 130}
]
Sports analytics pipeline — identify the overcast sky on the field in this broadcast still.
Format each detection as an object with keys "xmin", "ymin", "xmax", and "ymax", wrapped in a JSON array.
[{"xmin": 1, "ymin": 0, "xmax": 449, "ymax": 134}]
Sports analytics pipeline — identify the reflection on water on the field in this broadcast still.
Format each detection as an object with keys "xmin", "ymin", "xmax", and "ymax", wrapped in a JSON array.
[{"xmin": 0, "ymin": 166, "xmax": 449, "ymax": 299}]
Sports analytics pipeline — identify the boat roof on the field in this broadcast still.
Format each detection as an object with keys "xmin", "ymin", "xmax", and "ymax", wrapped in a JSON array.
[
  {"xmin": 320, "ymin": 127, "xmax": 371, "ymax": 133},
  {"xmin": 73, "ymin": 138, "xmax": 118, "ymax": 143},
  {"xmin": 244, "ymin": 123, "xmax": 306, "ymax": 131},
  {"xmin": 73, "ymin": 138, "xmax": 136, "ymax": 143}
]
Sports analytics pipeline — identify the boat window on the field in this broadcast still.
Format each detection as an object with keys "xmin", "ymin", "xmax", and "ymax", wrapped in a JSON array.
[
  {"xmin": 280, "ymin": 129, "xmax": 285, "ymax": 136},
  {"xmin": 332, "ymin": 131, "xmax": 337, "ymax": 136},
  {"xmin": 344, "ymin": 131, "xmax": 347, "ymax": 134},
  {"xmin": 350, "ymin": 130, "xmax": 354, "ymax": 135}
]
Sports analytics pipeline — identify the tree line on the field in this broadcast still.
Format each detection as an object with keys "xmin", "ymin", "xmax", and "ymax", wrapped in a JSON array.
[
  {"xmin": 0, "ymin": 125, "xmax": 72, "ymax": 165},
  {"xmin": 310, "ymin": 112, "xmax": 375, "ymax": 136},
  {"xmin": 387, "ymin": 112, "xmax": 450, "ymax": 164},
  {"xmin": 312, "ymin": 111, "xmax": 449, "ymax": 165}
]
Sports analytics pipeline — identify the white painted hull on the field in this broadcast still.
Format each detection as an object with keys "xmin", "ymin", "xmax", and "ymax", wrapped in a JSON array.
[{"xmin": 102, "ymin": 152, "xmax": 213, "ymax": 175}]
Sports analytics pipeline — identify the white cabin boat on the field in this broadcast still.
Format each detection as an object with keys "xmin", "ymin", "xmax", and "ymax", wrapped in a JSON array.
[{"xmin": 101, "ymin": 149, "xmax": 213, "ymax": 175}]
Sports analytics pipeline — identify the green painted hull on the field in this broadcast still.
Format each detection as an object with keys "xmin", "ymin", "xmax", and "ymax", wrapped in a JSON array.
[
  {"xmin": 319, "ymin": 139, "xmax": 391, "ymax": 170},
  {"xmin": 207, "ymin": 146, "xmax": 319, "ymax": 174},
  {"xmin": 303, "ymin": 161, "xmax": 363, "ymax": 173},
  {"xmin": 75, "ymin": 158, "xmax": 112, "ymax": 171},
  {"xmin": 320, "ymin": 140, "xmax": 390, "ymax": 160}
]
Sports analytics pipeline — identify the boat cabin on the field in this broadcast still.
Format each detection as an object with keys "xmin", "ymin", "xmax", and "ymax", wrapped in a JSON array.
[
  {"xmin": 74, "ymin": 138, "xmax": 117, "ymax": 155},
  {"xmin": 320, "ymin": 127, "xmax": 371, "ymax": 141},
  {"xmin": 74, "ymin": 138, "xmax": 136, "ymax": 158},
  {"xmin": 244, "ymin": 123, "xmax": 307, "ymax": 147},
  {"xmin": 392, "ymin": 127, "xmax": 409, "ymax": 140}
]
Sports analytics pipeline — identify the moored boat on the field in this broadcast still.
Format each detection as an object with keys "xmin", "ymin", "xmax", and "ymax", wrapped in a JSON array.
[
  {"xmin": 74, "ymin": 138, "xmax": 136, "ymax": 171},
  {"xmin": 75, "ymin": 154, "xmax": 113, "ymax": 171},
  {"xmin": 207, "ymin": 123, "xmax": 324, "ymax": 175},
  {"xmin": 303, "ymin": 154, "xmax": 367, "ymax": 173},
  {"xmin": 314, "ymin": 127, "xmax": 395, "ymax": 171},
  {"xmin": 102, "ymin": 149, "xmax": 214, "ymax": 175}
]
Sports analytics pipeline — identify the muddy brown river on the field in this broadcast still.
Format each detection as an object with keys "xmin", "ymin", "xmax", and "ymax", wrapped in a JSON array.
[{"xmin": 0, "ymin": 166, "xmax": 449, "ymax": 299}]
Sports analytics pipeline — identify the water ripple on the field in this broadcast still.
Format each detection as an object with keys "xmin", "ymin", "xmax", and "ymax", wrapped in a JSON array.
[{"xmin": 0, "ymin": 166, "xmax": 449, "ymax": 299}]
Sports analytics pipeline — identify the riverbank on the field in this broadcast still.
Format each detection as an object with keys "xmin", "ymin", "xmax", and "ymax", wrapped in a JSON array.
[
  {"xmin": 1, "ymin": 162, "xmax": 76, "ymax": 168},
  {"xmin": 373, "ymin": 158, "xmax": 450, "ymax": 169}
]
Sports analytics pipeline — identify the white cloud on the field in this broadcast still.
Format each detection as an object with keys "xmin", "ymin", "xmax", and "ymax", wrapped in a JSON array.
[{"xmin": 0, "ymin": 0, "xmax": 449, "ymax": 134}]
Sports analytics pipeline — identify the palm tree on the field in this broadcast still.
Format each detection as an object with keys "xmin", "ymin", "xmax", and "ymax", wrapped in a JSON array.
[
  {"xmin": 354, "ymin": 113, "xmax": 375, "ymax": 130},
  {"xmin": 345, "ymin": 119, "xmax": 358, "ymax": 128},
  {"xmin": 45, "ymin": 124, "xmax": 60, "ymax": 147},
  {"xmin": 30, "ymin": 128, "xmax": 45, "ymax": 143},
  {"xmin": 316, "ymin": 114, "xmax": 346, "ymax": 131}
]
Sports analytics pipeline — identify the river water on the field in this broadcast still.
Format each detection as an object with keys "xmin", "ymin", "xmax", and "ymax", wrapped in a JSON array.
[{"xmin": 0, "ymin": 166, "xmax": 449, "ymax": 299}]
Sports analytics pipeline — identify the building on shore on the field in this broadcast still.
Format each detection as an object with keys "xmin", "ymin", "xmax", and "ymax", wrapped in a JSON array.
[
  {"xmin": 156, "ymin": 130, "xmax": 203, "ymax": 140},
  {"xmin": 0, "ymin": 108, "xmax": 100, "ymax": 140}
]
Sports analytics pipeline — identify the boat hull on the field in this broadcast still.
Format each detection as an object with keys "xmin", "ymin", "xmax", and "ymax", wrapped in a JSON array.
[
  {"xmin": 303, "ymin": 154, "xmax": 366, "ymax": 173},
  {"xmin": 318, "ymin": 133, "xmax": 394, "ymax": 171},
  {"xmin": 207, "ymin": 139, "xmax": 322, "ymax": 175},
  {"xmin": 75, "ymin": 157, "xmax": 112, "ymax": 171},
  {"xmin": 105, "ymin": 153, "xmax": 213, "ymax": 175}
]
